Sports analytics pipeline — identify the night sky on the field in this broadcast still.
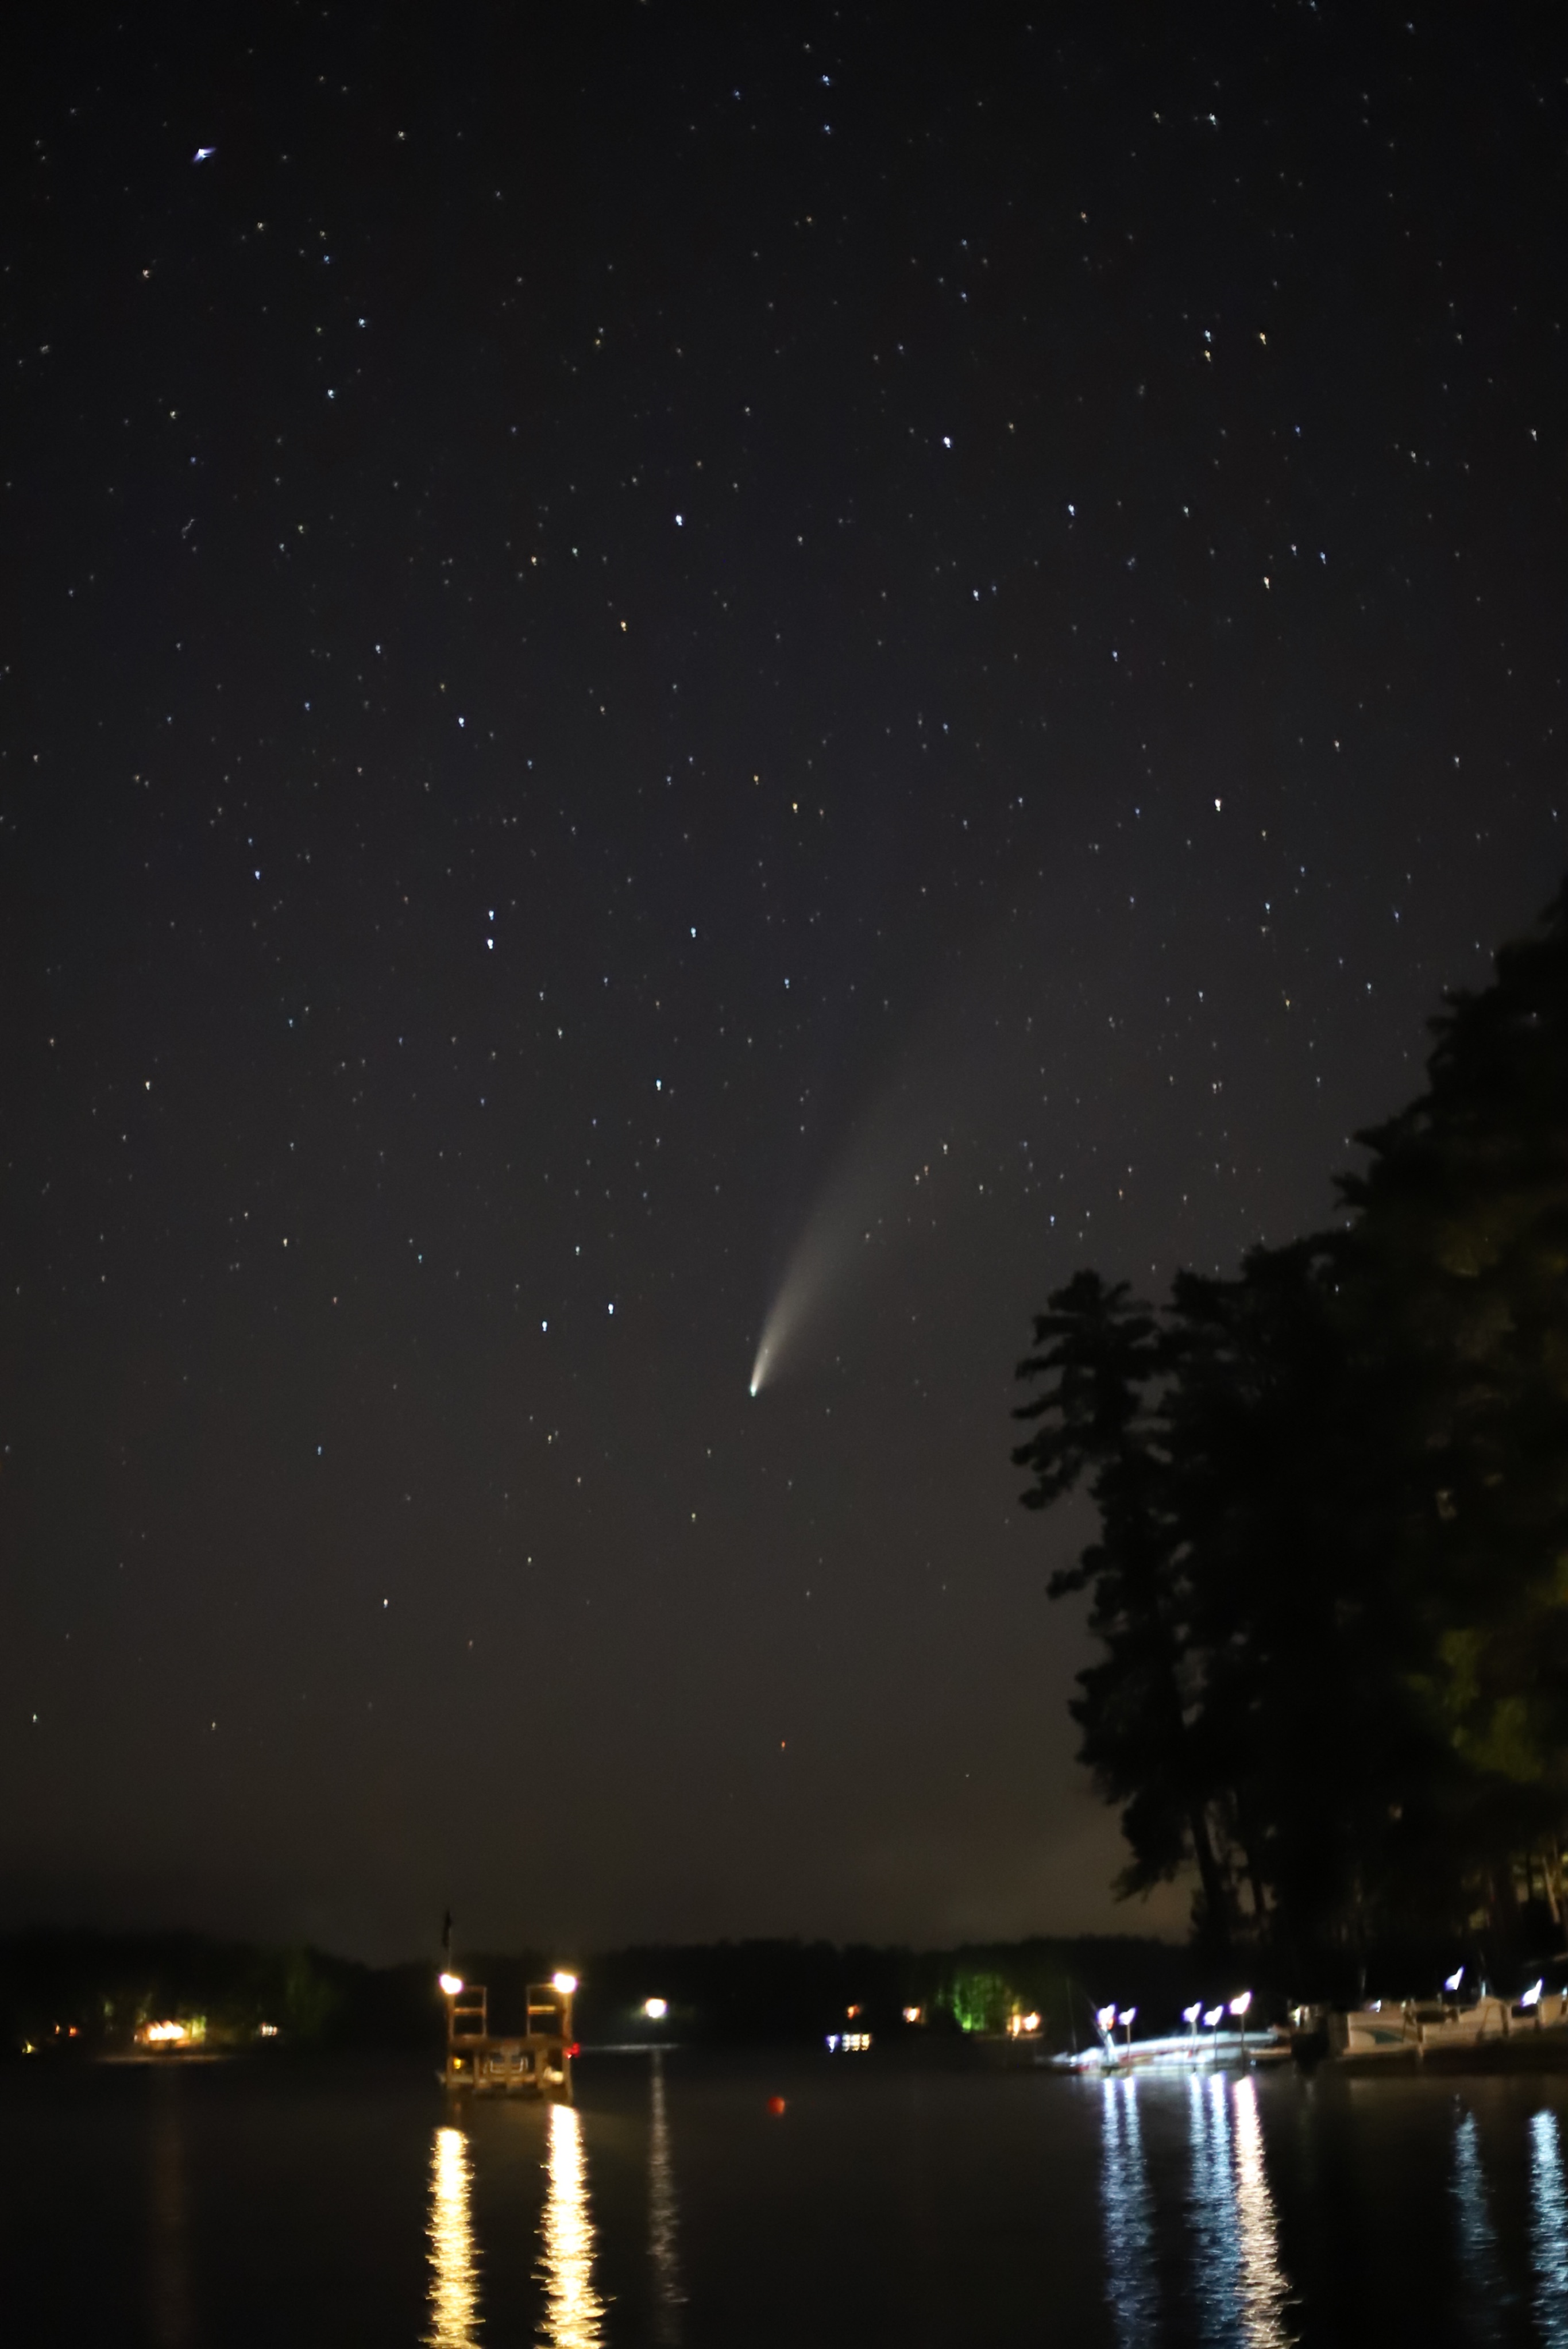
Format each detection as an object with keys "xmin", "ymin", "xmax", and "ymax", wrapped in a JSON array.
[{"xmin": 3, "ymin": 3, "xmax": 1563, "ymax": 1962}]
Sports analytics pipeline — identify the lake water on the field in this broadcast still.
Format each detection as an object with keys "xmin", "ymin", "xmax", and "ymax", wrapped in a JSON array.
[{"xmin": 9, "ymin": 2047, "xmax": 1568, "ymax": 2344}]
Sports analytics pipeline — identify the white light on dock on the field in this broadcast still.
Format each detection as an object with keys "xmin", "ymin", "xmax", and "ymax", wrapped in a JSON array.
[
  {"xmin": 552, "ymin": 1971, "xmax": 578, "ymax": 1997},
  {"xmin": 643, "ymin": 1997, "xmax": 668, "ymax": 2019},
  {"xmin": 1183, "ymin": 2003, "xmax": 1203, "ymax": 2026},
  {"xmin": 1117, "ymin": 2008, "xmax": 1137, "ymax": 2028},
  {"xmin": 439, "ymin": 1972, "xmax": 464, "ymax": 1997},
  {"xmin": 1095, "ymin": 2004, "xmax": 1117, "ymax": 2033},
  {"xmin": 1229, "ymin": 1989, "xmax": 1253, "ymax": 2018}
]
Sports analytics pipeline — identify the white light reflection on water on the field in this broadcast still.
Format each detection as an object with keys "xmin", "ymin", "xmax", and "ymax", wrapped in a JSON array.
[
  {"xmin": 426, "ymin": 2125, "xmax": 480, "ymax": 2349},
  {"xmin": 539, "ymin": 2099, "xmax": 605, "ymax": 2348},
  {"xmin": 1185, "ymin": 2072, "xmax": 1296, "ymax": 2346},
  {"xmin": 650, "ymin": 2051, "xmax": 686, "ymax": 2343},
  {"xmin": 1100, "ymin": 2075, "xmax": 1158, "ymax": 2344},
  {"xmin": 1188, "ymin": 2071, "xmax": 1241, "ymax": 2339},
  {"xmin": 1452, "ymin": 2108, "xmax": 1504, "ymax": 2346},
  {"xmin": 1231, "ymin": 2074, "xmax": 1294, "ymax": 2346},
  {"xmin": 1531, "ymin": 2108, "xmax": 1568, "ymax": 2343}
]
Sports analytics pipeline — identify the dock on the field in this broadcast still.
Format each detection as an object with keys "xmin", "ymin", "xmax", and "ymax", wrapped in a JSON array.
[{"xmin": 441, "ymin": 1972, "xmax": 576, "ymax": 2096}]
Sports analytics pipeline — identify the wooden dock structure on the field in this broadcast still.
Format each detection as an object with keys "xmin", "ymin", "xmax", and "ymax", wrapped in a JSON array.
[{"xmin": 441, "ymin": 1973, "xmax": 576, "ymax": 2097}]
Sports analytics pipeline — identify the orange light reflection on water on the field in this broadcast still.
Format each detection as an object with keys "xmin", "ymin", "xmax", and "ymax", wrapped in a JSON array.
[
  {"xmin": 426, "ymin": 2125, "xmax": 480, "ymax": 2348},
  {"xmin": 539, "ymin": 2100, "xmax": 605, "ymax": 2348}
]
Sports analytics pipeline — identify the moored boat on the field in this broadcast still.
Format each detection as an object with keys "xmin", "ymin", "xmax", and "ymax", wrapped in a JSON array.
[
  {"xmin": 1322, "ymin": 1986, "xmax": 1568, "ymax": 2068},
  {"xmin": 1053, "ymin": 2022, "xmax": 1292, "ymax": 2074}
]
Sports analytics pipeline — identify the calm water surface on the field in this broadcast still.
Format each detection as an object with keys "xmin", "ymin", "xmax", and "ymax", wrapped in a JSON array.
[{"xmin": 8, "ymin": 2049, "xmax": 1568, "ymax": 2344}]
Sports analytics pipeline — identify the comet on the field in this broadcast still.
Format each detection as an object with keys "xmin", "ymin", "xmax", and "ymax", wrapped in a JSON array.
[
  {"xmin": 746, "ymin": 886, "xmax": 1116, "ymax": 1397},
  {"xmin": 747, "ymin": 1023, "xmax": 975, "ymax": 1397}
]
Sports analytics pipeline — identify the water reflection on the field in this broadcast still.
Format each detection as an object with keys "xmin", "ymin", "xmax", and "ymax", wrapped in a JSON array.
[
  {"xmin": 1100, "ymin": 2076, "xmax": 1158, "ymax": 2345},
  {"xmin": 1188, "ymin": 2072, "xmax": 1242, "ymax": 2340},
  {"xmin": 1184, "ymin": 2072, "xmax": 1295, "ymax": 2346},
  {"xmin": 1451, "ymin": 2108, "xmax": 1503, "ymax": 2346},
  {"xmin": 649, "ymin": 2050, "xmax": 686, "ymax": 2343},
  {"xmin": 1531, "ymin": 2108, "xmax": 1568, "ymax": 2344},
  {"xmin": 426, "ymin": 2124, "xmax": 480, "ymax": 2348},
  {"xmin": 539, "ymin": 2099, "xmax": 605, "ymax": 2348},
  {"xmin": 148, "ymin": 2083, "xmax": 194, "ymax": 2348},
  {"xmin": 1231, "ymin": 2075, "xmax": 1293, "ymax": 2346}
]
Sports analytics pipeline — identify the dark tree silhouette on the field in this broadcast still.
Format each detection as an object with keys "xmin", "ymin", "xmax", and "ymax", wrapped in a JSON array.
[
  {"xmin": 1016, "ymin": 883, "xmax": 1568, "ymax": 1956},
  {"xmin": 1341, "ymin": 879, "xmax": 1568, "ymax": 1929},
  {"xmin": 1013, "ymin": 1271, "xmax": 1236, "ymax": 1945}
]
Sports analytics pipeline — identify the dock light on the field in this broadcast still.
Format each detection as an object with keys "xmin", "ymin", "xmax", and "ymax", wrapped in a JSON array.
[
  {"xmin": 1203, "ymin": 2007, "xmax": 1224, "ymax": 2029},
  {"xmin": 643, "ymin": 1997, "xmax": 668, "ymax": 2020},
  {"xmin": 1523, "ymin": 1980, "xmax": 1544, "ymax": 2008},
  {"xmin": 1229, "ymin": 1991, "xmax": 1252, "ymax": 2018},
  {"xmin": 438, "ymin": 1972, "xmax": 464, "ymax": 1997},
  {"xmin": 1183, "ymin": 2003, "xmax": 1203, "ymax": 2027},
  {"xmin": 1445, "ymin": 1966, "xmax": 1465, "ymax": 1993},
  {"xmin": 902, "ymin": 2006, "xmax": 923, "ymax": 2025},
  {"xmin": 551, "ymin": 1972, "xmax": 578, "ymax": 1997},
  {"xmin": 1117, "ymin": 2008, "xmax": 1137, "ymax": 2029},
  {"xmin": 1096, "ymin": 2004, "xmax": 1118, "ymax": 2034}
]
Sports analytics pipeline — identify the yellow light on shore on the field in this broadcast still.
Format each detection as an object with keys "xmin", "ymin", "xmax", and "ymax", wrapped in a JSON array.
[
  {"xmin": 438, "ymin": 1972, "xmax": 464, "ymax": 1997},
  {"xmin": 551, "ymin": 1971, "xmax": 578, "ymax": 1997}
]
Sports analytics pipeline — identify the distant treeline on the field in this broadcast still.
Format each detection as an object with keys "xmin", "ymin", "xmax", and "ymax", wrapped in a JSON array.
[
  {"xmin": 0, "ymin": 1928, "xmax": 437, "ymax": 2054},
  {"xmin": 1015, "ymin": 882, "xmax": 1568, "ymax": 1970},
  {"xmin": 3, "ymin": 1927, "xmax": 1233, "ymax": 2056},
  {"xmin": 488, "ymin": 1933, "xmax": 1211, "ymax": 2046}
]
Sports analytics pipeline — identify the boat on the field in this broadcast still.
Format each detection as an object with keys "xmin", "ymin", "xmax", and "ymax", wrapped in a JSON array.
[
  {"xmin": 1324, "ymin": 1988, "xmax": 1568, "ymax": 2067},
  {"xmin": 1053, "ymin": 2025, "xmax": 1292, "ymax": 2074}
]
